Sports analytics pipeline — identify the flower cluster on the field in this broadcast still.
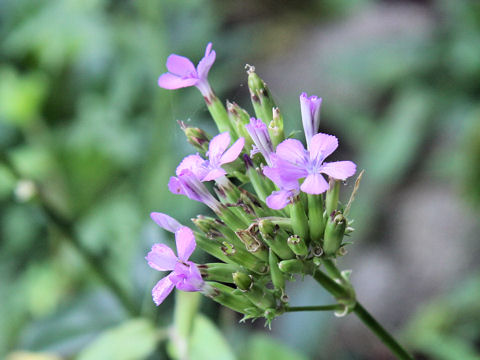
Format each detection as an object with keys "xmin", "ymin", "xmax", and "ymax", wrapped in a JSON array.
[{"xmin": 147, "ymin": 43, "xmax": 360, "ymax": 323}]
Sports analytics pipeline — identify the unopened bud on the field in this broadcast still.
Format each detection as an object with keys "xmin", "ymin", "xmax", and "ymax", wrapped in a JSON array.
[
  {"xmin": 232, "ymin": 271, "xmax": 253, "ymax": 291},
  {"xmin": 287, "ymin": 235, "xmax": 308, "ymax": 258},
  {"xmin": 268, "ymin": 249, "xmax": 285, "ymax": 294},
  {"xmin": 235, "ymin": 229, "xmax": 268, "ymax": 262},
  {"xmin": 278, "ymin": 259, "xmax": 306, "ymax": 274},
  {"xmin": 246, "ymin": 65, "xmax": 276, "ymax": 126},
  {"xmin": 258, "ymin": 220, "xmax": 295, "ymax": 260},
  {"xmin": 325, "ymin": 178, "xmax": 340, "ymax": 216},
  {"xmin": 269, "ymin": 107, "xmax": 285, "ymax": 147},
  {"xmin": 198, "ymin": 263, "xmax": 242, "ymax": 283},
  {"xmin": 323, "ymin": 211, "xmax": 347, "ymax": 257},
  {"xmin": 205, "ymin": 282, "xmax": 260, "ymax": 315},
  {"xmin": 179, "ymin": 121, "xmax": 211, "ymax": 154}
]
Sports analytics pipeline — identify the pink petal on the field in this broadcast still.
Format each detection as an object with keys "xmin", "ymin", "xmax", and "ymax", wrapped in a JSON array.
[
  {"xmin": 220, "ymin": 137, "xmax": 244, "ymax": 165},
  {"xmin": 166, "ymin": 54, "xmax": 196, "ymax": 76},
  {"xmin": 263, "ymin": 165, "xmax": 300, "ymax": 190},
  {"xmin": 276, "ymin": 157, "xmax": 309, "ymax": 184},
  {"xmin": 150, "ymin": 212, "xmax": 183, "ymax": 233},
  {"xmin": 276, "ymin": 139, "xmax": 308, "ymax": 166},
  {"xmin": 175, "ymin": 226, "xmax": 196, "ymax": 262},
  {"xmin": 266, "ymin": 190, "xmax": 293, "ymax": 210},
  {"xmin": 197, "ymin": 44, "xmax": 216, "ymax": 80},
  {"xmin": 168, "ymin": 176, "xmax": 186, "ymax": 195},
  {"xmin": 321, "ymin": 161, "xmax": 356, "ymax": 180},
  {"xmin": 208, "ymin": 132, "xmax": 231, "ymax": 163},
  {"xmin": 176, "ymin": 154, "xmax": 207, "ymax": 179},
  {"xmin": 300, "ymin": 173, "xmax": 329, "ymax": 195},
  {"xmin": 146, "ymin": 243, "xmax": 178, "ymax": 271},
  {"xmin": 152, "ymin": 275, "xmax": 175, "ymax": 305},
  {"xmin": 202, "ymin": 168, "xmax": 226, "ymax": 182},
  {"xmin": 158, "ymin": 73, "xmax": 198, "ymax": 90},
  {"xmin": 309, "ymin": 133, "xmax": 338, "ymax": 161}
]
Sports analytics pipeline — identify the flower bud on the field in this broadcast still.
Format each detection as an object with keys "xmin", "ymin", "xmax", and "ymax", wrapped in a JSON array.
[
  {"xmin": 268, "ymin": 249, "xmax": 285, "ymax": 295},
  {"xmin": 269, "ymin": 107, "xmax": 285, "ymax": 147},
  {"xmin": 287, "ymin": 235, "xmax": 308, "ymax": 258},
  {"xmin": 227, "ymin": 101, "xmax": 254, "ymax": 150},
  {"xmin": 257, "ymin": 220, "xmax": 295, "ymax": 260},
  {"xmin": 307, "ymin": 194, "xmax": 325, "ymax": 244},
  {"xmin": 290, "ymin": 195, "xmax": 309, "ymax": 242},
  {"xmin": 325, "ymin": 178, "xmax": 340, "ymax": 216},
  {"xmin": 204, "ymin": 282, "xmax": 261, "ymax": 315},
  {"xmin": 323, "ymin": 211, "xmax": 347, "ymax": 257},
  {"xmin": 278, "ymin": 259, "xmax": 306, "ymax": 274},
  {"xmin": 232, "ymin": 271, "xmax": 253, "ymax": 291},
  {"xmin": 246, "ymin": 65, "xmax": 276, "ymax": 126},
  {"xmin": 198, "ymin": 263, "xmax": 242, "ymax": 283},
  {"xmin": 178, "ymin": 121, "xmax": 211, "ymax": 154},
  {"xmin": 243, "ymin": 155, "xmax": 275, "ymax": 203}
]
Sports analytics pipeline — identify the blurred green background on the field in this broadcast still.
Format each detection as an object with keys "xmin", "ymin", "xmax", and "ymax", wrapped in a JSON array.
[{"xmin": 1, "ymin": 0, "xmax": 480, "ymax": 359}]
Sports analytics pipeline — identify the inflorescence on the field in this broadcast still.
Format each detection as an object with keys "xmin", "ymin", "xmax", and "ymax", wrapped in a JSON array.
[{"xmin": 146, "ymin": 43, "xmax": 363, "ymax": 326}]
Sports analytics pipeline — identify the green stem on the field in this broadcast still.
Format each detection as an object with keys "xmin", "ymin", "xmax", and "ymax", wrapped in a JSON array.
[
  {"xmin": 1, "ymin": 156, "xmax": 139, "ymax": 316},
  {"xmin": 311, "ymin": 268, "xmax": 413, "ymax": 360},
  {"xmin": 353, "ymin": 303, "xmax": 414, "ymax": 360},
  {"xmin": 285, "ymin": 305, "xmax": 344, "ymax": 312}
]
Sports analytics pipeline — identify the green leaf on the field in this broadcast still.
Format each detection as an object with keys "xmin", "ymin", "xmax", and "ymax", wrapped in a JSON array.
[
  {"xmin": 77, "ymin": 319, "xmax": 158, "ymax": 360},
  {"xmin": 189, "ymin": 314, "xmax": 236, "ymax": 360}
]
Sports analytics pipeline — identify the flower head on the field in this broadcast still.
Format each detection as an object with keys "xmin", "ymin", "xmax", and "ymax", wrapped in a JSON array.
[
  {"xmin": 264, "ymin": 133, "xmax": 356, "ymax": 201},
  {"xmin": 146, "ymin": 216, "xmax": 204, "ymax": 305},
  {"xmin": 300, "ymin": 92, "xmax": 322, "ymax": 147},
  {"xmin": 245, "ymin": 117, "xmax": 275, "ymax": 166},
  {"xmin": 158, "ymin": 43, "xmax": 216, "ymax": 97}
]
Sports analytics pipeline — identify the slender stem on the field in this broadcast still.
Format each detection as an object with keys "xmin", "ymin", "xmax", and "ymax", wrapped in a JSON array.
[
  {"xmin": 285, "ymin": 305, "xmax": 344, "ymax": 312},
  {"xmin": 1, "ymin": 156, "xmax": 139, "ymax": 316},
  {"xmin": 353, "ymin": 303, "xmax": 414, "ymax": 360},
  {"xmin": 311, "ymin": 267, "xmax": 413, "ymax": 360}
]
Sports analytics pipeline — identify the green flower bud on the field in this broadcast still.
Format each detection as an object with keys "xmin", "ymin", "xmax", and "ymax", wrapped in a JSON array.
[
  {"xmin": 178, "ymin": 121, "xmax": 211, "ymax": 154},
  {"xmin": 243, "ymin": 156, "xmax": 275, "ymax": 203},
  {"xmin": 287, "ymin": 235, "xmax": 308, "ymax": 258},
  {"xmin": 308, "ymin": 194, "xmax": 325, "ymax": 244},
  {"xmin": 258, "ymin": 219, "xmax": 295, "ymax": 259},
  {"xmin": 232, "ymin": 271, "xmax": 253, "ymax": 291},
  {"xmin": 290, "ymin": 195, "xmax": 309, "ymax": 242},
  {"xmin": 220, "ymin": 241, "xmax": 269, "ymax": 275},
  {"xmin": 198, "ymin": 263, "xmax": 242, "ymax": 283},
  {"xmin": 323, "ymin": 211, "xmax": 347, "ymax": 257},
  {"xmin": 268, "ymin": 249, "xmax": 285, "ymax": 296},
  {"xmin": 205, "ymin": 282, "xmax": 260, "ymax": 315},
  {"xmin": 278, "ymin": 259, "xmax": 307, "ymax": 274},
  {"xmin": 227, "ymin": 101, "xmax": 254, "ymax": 150},
  {"xmin": 246, "ymin": 65, "xmax": 276, "ymax": 126},
  {"xmin": 205, "ymin": 93, "xmax": 236, "ymax": 135},
  {"xmin": 325, "ymin": 178, "xmax": 340, "ymax": 216},
  {"xmin": 269, "ymin": 107, "xmax": 285, "ymax": 147}
]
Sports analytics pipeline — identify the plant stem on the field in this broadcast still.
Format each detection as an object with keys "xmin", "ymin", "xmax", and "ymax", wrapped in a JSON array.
[
  {"xmin": 1, "ymin": 155, "xmax": 139, "ymax": 316},
  {"xmin": 352, "ymin": 303, "xmax": 414, "ymax": 360},
  {"xmin": 311, "ymin": 268, "xmax": 413, "ymax": 360},
  {"xmin": 285, "ymin": 305, "xmax": 344, "ymax": 312}
]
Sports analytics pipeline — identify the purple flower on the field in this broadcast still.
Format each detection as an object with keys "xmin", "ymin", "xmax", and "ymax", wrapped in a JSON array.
[
  {"xmin": 264, "ymin": 133, "xmax": 356, "ymax": 200},
  {"xmin": 300, "ymin": 92, "xmax": 322, "ymax": 147},
  {"xmin": 245, "ymin": 117, "xmax": 275, "ymax": 166},
  {"xmin": 168, "ymin": 157, "xmax": 222, "ymax": 212},
  {"xmin": 150, "ymin": 212, "xmax": 183, "ymax": 233},
  {"xmin": 158, "ymin": 43, "xmax": 216, "ymax": 98},
  {"xmin": 263, "ymin": 156, "xmax": 300, "ymax": 209},
  {"xmin": 146, "ymin": 224, "xmax": 204, "ymax": 305},
  {"xmin": 203, "ymin": 132, "xmax": 245, "ymax": 181}
]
